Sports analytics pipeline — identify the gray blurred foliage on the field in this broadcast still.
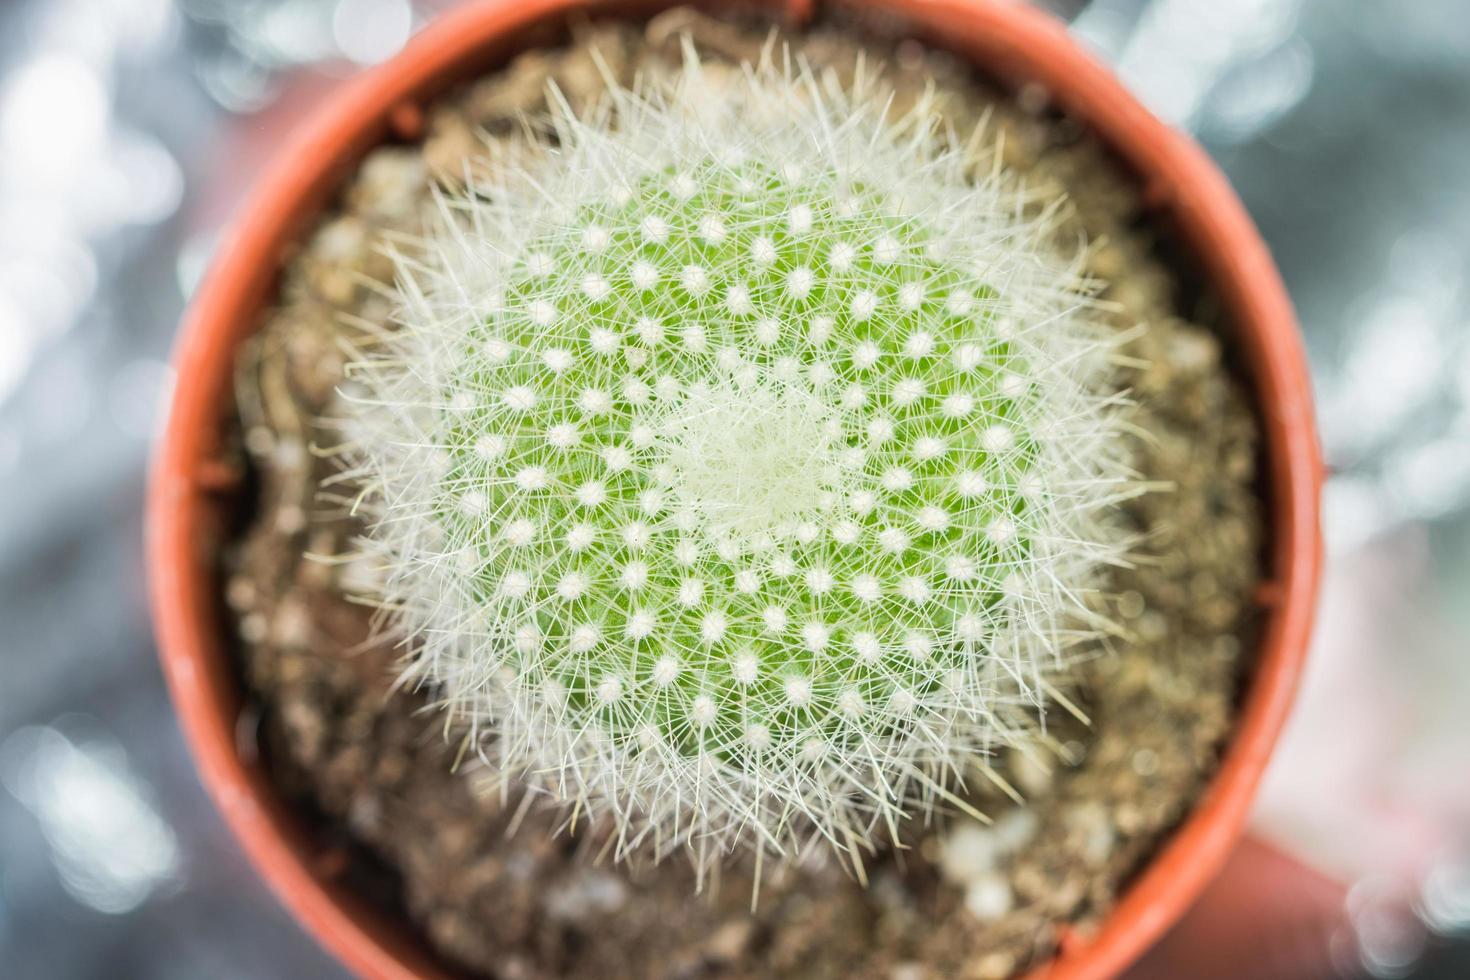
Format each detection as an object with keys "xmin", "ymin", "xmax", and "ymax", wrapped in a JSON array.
[{"xmin": 1, "ymin": 1, "xmax": 1468, "ymax": 976}]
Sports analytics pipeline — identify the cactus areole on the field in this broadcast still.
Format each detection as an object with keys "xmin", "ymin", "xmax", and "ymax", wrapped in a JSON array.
[{"xmin": 339, "ymin": 53, "xmax": 1137, "ymax": 874}]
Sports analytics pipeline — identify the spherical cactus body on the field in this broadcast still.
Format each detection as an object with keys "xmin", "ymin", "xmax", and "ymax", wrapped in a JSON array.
[{"xmin": 341, "ymin": 51, "xmax": 1133, "ymax": 873}]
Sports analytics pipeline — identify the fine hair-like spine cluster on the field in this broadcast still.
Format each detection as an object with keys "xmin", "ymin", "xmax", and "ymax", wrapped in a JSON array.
[{"xmin": 335, "ymin": 44, "xmax": 1137, "ymax": 880}]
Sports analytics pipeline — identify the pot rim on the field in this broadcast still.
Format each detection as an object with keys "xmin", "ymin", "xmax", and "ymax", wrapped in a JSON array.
[{"xmin": 147, "ymin": 2, "xmax": 1322, "ymax": 978}]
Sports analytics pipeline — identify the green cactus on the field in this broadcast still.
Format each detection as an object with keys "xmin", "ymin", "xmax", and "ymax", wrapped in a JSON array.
[{"xmin": 341, "ymin": 53, "xmax": 1132, "ymax": 873}]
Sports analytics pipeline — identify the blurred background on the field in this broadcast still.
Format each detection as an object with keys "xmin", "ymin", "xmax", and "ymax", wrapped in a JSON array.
[{"xmin": 2, "ymin": 0, "xmax": 1469, "ymax": 976}]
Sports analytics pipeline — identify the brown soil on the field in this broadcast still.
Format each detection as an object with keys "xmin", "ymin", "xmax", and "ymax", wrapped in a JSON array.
[{"xmin": 220, "ymin": 10, "xmax": 1263, "ymax": 980}]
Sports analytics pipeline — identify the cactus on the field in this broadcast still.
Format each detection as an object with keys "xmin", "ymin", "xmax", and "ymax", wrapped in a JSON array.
[{"xmin": 338, "ymin": 50, "xmax": 1134, "ymax": 876}]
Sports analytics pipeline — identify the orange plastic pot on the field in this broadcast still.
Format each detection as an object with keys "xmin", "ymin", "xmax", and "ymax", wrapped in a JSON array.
[{"xmin": 148, "ymin": 1, "xmax": 1323, "ymax": 977}]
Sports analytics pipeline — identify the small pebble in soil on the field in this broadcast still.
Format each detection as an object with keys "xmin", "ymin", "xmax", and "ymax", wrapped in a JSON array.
[
  {"xmin": 544, "ymin": 871, "xmax": 628, "ymax": 921},
  {"xmin": 271, "ymin": 436, "xmax": 305, "ymax": 473},
  {"xmin": 991, "ymin": 808, "xmax": 1041, "ymax": 853},
  {"xmin": 275, "ymin": 504, "xmax": 306, "ymax": 535},
  {"xmin": 270, "ymin": 599, "xmax": 312, "ymax": 648},
  {"xmin": 239, "ymin": 611, "xmax": 267, "ymax": 644},
  {"xmin": 244, "ymin": 425, "xmax": 274, "ymax": 456},
  {"xmin": 1067, "ymin": 802, "xmax": 1117, "ymax": 866},
  {"xmin": 964, "ymin": 872, "xmax": 1015, "ymax": 923},
  {"xmin": 1116, "ymin": 589, "xmax": 1146, "ymax": 619},
  {"xmin": 349, "ymin": 149, "xmax": 425, "ymax": 222},
  {"xmin": 225, "ymin": 575, "xmax": 256, "ymax": 611},
  {"xmin": 702, "ymin": 920, "xmax": 755, "ymax": 963},
  {"xmin": 938, "ymin": 823, "xmax": 1001, "ymax": 881},
  {"xmin": 970, "ymin": 951, "xmax": 1018, "ymax": 980}
]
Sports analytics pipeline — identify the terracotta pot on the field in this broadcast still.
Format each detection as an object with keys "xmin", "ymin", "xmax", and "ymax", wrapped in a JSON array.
[{"xmin": 148, "ymin": 1, "xmax": 1323, "ymax": 977}]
